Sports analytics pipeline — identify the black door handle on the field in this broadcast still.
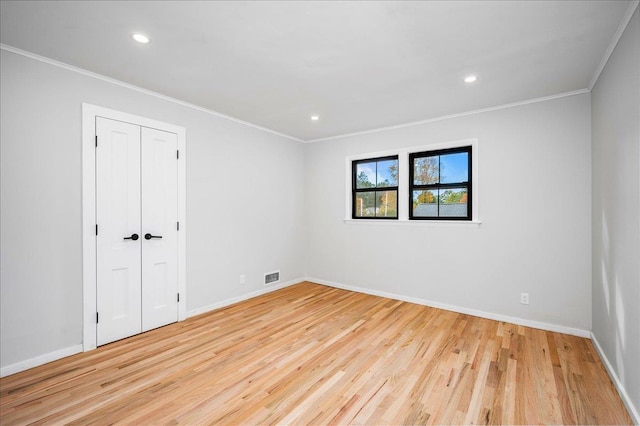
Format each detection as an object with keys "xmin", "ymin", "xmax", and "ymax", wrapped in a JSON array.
[
  {"xmin": 124, "ymin": 233, "xmax": 139, "ymax": 241},
  {"xmin": 144, "ymin": 233, "xmax": 163, "ymax": 240}
]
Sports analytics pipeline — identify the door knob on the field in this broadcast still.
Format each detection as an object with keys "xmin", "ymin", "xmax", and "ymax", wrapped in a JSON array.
[
  {"xmin": 144, "ymin": 233, "xmax": 163, "ymax": 240},
  {"xmin": 124, "ymin": 233, "xmax": 139, "ymax": 240}
]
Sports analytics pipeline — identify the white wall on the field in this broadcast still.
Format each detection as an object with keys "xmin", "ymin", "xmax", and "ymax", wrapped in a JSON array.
[
  {"xmin": 0, "ymin": 50, "xmax": 306, "ymax": 370},
  {"xmin": 591, "ymin": 7, "xmax": 640, "ymax": 421},
  {"xmin": 305, "ymin": 93, "xmax": 592, "ymax": 331}
]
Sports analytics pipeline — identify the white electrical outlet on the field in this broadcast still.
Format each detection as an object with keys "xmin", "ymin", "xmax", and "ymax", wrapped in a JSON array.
[
  {"xmin": 240, "ymin": 274, "xmax": 246, "ymax": 285},
  {"xmin": 520, "ymin": 292, "xmax": 529, "ymax": 305}
]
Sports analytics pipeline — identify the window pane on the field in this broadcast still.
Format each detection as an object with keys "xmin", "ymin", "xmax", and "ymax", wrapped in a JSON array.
[
  {"xmin": 413, "ymin": 156, "xmax": 439, "ymax": 185},
  {"xmin": 412, "ymin": 190, "xmax": 438, "ymax": 217},
  {"xmin": 375, "ymin": 190, "xmax": 397, "ymax": 218},
  {"xmin": 377, "ymin": 159, "xmax": 398, "ymax": 187},
  {"xmin": 354, "ymin": 191, "xmax": 375, "ymax": 217},
  {"xmin": 440, "ymin": 152, "xmax": 468, "ymax": 184},
  {"xmin": 439, "ymin": 188, "xmax": 468, "ymax": 217},
  {"xmin": 355, "ymin": 162, "xmax": 376, "ymax": 189}
]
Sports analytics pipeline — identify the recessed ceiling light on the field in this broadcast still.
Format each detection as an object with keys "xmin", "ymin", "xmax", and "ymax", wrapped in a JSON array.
[
  {"xmin": 131, "ymin": 33, "xmax": 150, "ymax": 44},
  {"xmin": 310, "ymin": 115, "xmax": 319, "ymax": 121},
  {"xmin": 464, "ymin": 75, "xmax": 477, "ymax": 83}
]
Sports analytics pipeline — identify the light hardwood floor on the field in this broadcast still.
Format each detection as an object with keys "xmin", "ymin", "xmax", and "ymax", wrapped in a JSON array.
[{"xmin": 0, "ymin": 282, "xmax": 632, "ymax": 425}]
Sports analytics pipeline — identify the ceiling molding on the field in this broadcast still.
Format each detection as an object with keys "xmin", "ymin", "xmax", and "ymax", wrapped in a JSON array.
[
  {"xmin": 0, "ymin": 43, "xmax": 303, "ymax": 143},
  {"xmin": 0, "ymin": 42, "xmax": 593, "ymax": 145},
  {"xmin": 589, "ymin": 0, "xmax": 639, "ymax": 90},
  {"xmin": 305, "ymin": 89, "xmax": 591, "ymax": 144},
  {"xmin": 1, "ymin": 2, "xmax": 631, "ymax": 142}
]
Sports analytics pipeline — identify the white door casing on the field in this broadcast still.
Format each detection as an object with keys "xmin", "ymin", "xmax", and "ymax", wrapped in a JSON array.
[
  {"xmin": 96, "ymin": 118, "xmax": 143, "ymax": 346},
  {"xmin": 141, "ymin": 127, "xmax": 179, "ymax": 332},
  {"xmin": 82, "ymin": 104, "xmax": 187, "ymax": 352}
]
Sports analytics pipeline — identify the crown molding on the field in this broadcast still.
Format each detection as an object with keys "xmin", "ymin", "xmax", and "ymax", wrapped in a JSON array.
[
  {"xmin": 305, "ymin": 89, "xmax": 590, "ymax": 143},
  {"xmin": 589, "ymin": 0, "xmax": 639, "ymax": 90},
  {"xmin": 0, "ymin": 43, "xmax": 303, "ymax": 143}
]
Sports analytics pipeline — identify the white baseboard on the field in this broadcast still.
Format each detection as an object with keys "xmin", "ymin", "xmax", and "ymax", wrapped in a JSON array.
[
  {"xmin": 186, "ymin": 277, "xmax": 304, "ymax": 318},
  {"xmin": 1, "ymin": 279, "xmax": 305, "ymax": 379},
  {"xmin": 0, "ymin": 344, "xmax": 83, "ymax": 378},
  {"xmin": 590, "ymin": 332, "xmax": 640, "ymax": 424},
  {"xmin": 309, "ymin": 278, "xmax": 640, "ymax": 420},
  {"xmin": 305, "ymin": 277, "xmax": 591, "ymax": 338},
  {"xmin": 0, "ymin": 278, "xmax": 593, "ymax": 378}
]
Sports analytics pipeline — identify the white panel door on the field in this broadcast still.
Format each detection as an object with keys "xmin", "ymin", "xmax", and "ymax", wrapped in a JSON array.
[
  {"xmin": 96, "ymin": 117, "xmax": 142, "ymax": 346},
  {"xmin": 141, "ymin": 127, "xmax": 178, "ymax": 331}
]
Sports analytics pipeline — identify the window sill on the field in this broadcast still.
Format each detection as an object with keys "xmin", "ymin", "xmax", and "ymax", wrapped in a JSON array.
[{"xmin": 343, "ymin": 219, "xmax": 482, "ymax": 228}]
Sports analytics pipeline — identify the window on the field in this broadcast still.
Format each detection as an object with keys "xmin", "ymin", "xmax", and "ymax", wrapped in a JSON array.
[
  {"xmin": 345, "ymin": 139, "xmax": 477, "ymax": 224},
  {"xmin": 409, "ymin": 146, "xmax": 471, "ymax": 220},
  {"xmin": 352, "ymin": 156, "xmax": 398, "ymax": 219}
]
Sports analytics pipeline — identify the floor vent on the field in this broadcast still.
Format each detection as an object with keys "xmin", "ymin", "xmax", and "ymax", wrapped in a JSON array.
[{"xmin": 264, "ymin": 271, "xmax": 280, "ymax": 286}]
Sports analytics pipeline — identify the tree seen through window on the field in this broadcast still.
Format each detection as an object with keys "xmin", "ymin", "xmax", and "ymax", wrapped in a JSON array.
[
  {"xmin": 410, "ymin": 147, "xmax": 471, "ymax": 220},
  {"xmin": 352, "ymin": 156, "xmax": 398, "ymax": 219}
]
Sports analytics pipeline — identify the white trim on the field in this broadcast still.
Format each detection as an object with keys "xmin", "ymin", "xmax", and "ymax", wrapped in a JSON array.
[
  {"xmin": 345, "ymin": 138, "xmax": 479, "ymax": 223},
  {"xmin": 186, "ymin": 278, "xmax": 304, "ymax": 318},
  {"xmin": 0, "ymin": 344, "xmax": 83, "ymax": 378},
  {"xmin": 589, "ymin": 1, "xmax": 639, "ymax": 90},
  {"xmin": 1, "ymin": 44, "xmax": 591, "ymax": 145},
  {"xmin": 590, "ymin": 332, "xmax": 640, "ymax": 424},
  {"xmin": 82, "ymin": 103, "xmax": 187, "ymax": 352},
  {"xmin": 306, "ymin": 89, "xmax": 590, "ymax": 143},
  {"xmin": 1, "ymin": 278, "xmax": 304, "ymax": 377},
  {"xmin": 343, "ymin": 219, "xmax": 481, "ymax": 228},
  {"xmin": 0, "ymin": 43, "xmax": 302, "ymax": 143},
  {"xmin": 81, "ymin": 105, "xmax": 97, "ymax": 352},
  {"xmin": 306, "ymin": 277, "xmax": 591, "ymax": 338}
]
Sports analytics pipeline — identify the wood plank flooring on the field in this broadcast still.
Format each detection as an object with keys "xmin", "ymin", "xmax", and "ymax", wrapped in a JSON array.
[{"xmin": 0, "ymin": 282, "xmax": 632, "ymax": 425}]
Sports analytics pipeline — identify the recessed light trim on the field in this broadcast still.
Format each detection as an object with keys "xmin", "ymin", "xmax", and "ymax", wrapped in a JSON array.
[
  {"xmin": 310, "ymin": 115, "xmax": 320, "ymax": 121},
  {"xmin": 132, "ymin": 33, "xmax": 150, "ymax": 44},
  {"xmin": 464, "ymin": 75, "xmax": 477, "ymax": 83}
]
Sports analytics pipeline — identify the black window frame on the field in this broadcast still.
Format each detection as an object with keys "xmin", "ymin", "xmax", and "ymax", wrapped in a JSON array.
[
  {"xmin": 352, "ymin": 155, "xmax": 399, "ymax": 220},
  {"xmin": 409, "ymin": 146, "xmax": 472, "ymax": 221}
]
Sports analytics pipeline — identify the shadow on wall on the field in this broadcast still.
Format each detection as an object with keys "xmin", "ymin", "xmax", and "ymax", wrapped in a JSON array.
[{"xmin": 598, "ymin": 210, "xmax": 627, "ymax": 381}]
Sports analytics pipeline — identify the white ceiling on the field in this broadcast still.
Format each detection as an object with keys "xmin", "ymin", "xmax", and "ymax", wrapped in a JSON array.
[{"xmin": 0, "ymin": 1, "xmax": 633, "ymax": 141}]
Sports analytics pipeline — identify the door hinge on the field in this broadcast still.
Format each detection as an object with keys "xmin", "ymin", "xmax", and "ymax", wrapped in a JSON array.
[
  {"xmin": 176, "ymin": 150, "xmax": 179, "ymax": 159},
  {"xmin": 96, "ymin": 224, "xmax": 98, "ymax": 235},
  {"xmin": 177, "ymin": 221, "xmax": 180, "ymax": 231},
  {"xmin": 177, "ymin": 293, "xmax": 180, "ymax": 302},
  {"xmin": 95, "ymin": 135, "xmax": 98, "ymax": 147},
  {"xmin": 96, "ymin": 312, "xmax": 99, "ymax": 323}
]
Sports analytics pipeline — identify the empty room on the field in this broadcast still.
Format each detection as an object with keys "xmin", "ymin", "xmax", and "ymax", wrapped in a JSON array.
[{"xmin": 0, "ymin": 1, "xmax": 638, "ymax": 424}]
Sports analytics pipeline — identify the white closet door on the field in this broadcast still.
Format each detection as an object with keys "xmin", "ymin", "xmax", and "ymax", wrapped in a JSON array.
[
  {"xmin": 96, "ymin": 117, "xmax": 142, "ymax": 346},
  {"xmin": 141, "ymin": 127, "xmax": 178, "ymax": 331}
]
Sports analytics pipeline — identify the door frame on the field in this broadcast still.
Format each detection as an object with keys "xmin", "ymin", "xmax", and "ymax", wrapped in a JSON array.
[{"xmin": 82, "ymin": 103, "xmax": 187, "ymax": 351}]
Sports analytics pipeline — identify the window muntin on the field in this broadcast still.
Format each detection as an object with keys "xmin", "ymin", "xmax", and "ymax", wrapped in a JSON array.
[
  {"xmin": 409, "ymin": 147, "xmax": 471, "ymax": 220},
  {"xmin": 352, "ymin": 156, "xmax": 398, "ymax": 219}
]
